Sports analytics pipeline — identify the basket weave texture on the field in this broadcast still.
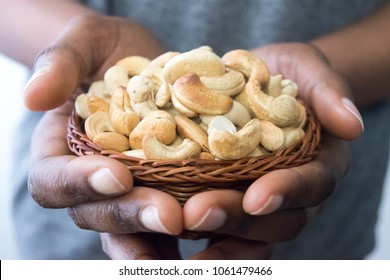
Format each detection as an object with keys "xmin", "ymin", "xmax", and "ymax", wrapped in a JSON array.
[{"xmin": 67, "ymin": 103, "xmax": 322, "ymax": 205}]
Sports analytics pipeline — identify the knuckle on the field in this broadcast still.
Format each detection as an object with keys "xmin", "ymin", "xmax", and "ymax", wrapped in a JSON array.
[{"xmin": 27, "ymin": 172, "xmax": 53, "ymax": 208}]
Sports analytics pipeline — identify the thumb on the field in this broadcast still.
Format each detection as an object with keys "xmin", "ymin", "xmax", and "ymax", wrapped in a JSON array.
[
  {"xmin": 305, "ymin": 76, "xmax": 364, "ymax": 141},
  {"xmin": 23, "ymin": 16, "xmax": 104, "ymax": 111},
  {"xmin": 23, "ymin": 45, "xmax": 89, "ymax": 111}
]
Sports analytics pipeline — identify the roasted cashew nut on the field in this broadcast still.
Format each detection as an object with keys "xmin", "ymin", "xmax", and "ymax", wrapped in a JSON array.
[
  {"xmin": 200, "ymin": 70, "xmax": 245, "ymax": 97},
  {"xmin": 87, "ymin": 96, "xmax": 110, "ymax": 115},
  {"xmin": 84, "ymin": 111, "xmax": 130, "ymax": 152},
  {"xmin": 75, "ymin": 93, "xmax": 90, "ymax": 120},
  {"xmin": 170, "ymin": 87, "xmax": 198, "ymax": 117},
  {"xmin": 154, "ymin": 82, "xmax": 172, "ymax": 108},
  {"xmin": 163, "ymin": 48, "xmax": 226, "ymax": 84},
  {"xmin": 258, "ymin": 120, "xmax": 285, "ymax": 152},
  {"xmin": 142, "ymin": 134, "xmax": 201, "ymax": 160},
  {"xmin": 93, "ymin": 132, "xmax": 131, "ymax": 152},
  {"xmin": 129, "ymin": 110, "xmax": 176, "ymax": 149},
  {"xmin": 282, "ymin": 127, "xmax": 305, "ymax": 148},
  {"xmin": 88, "ymin": 80, "xmax": 111, "ymax": 101},
  {"xmin": 127, "ymin": 75, "xmax": 158, "ymax": 118},
  {"xmin": 208, "ymin": 118, "xmax": 262, "ymax": 160},
  {"xmin": 200, "ymin": 100, "xmax": 251, "ymax": 129},
  {"xmin": 115, "ymin": 55, "xmax": 151, "ymax": 76},
  {"xmin": 110, "ymin": 86, "xmax": 140, "ymax": 136},
  {"xmin": 266, "ymin": 75, "xmax": 283, "ymax": 97},
  {"xmin": 126, "ymin": 75, "xmax": 154, "ymax": 103},
  {"xmin": 174, "ymin": 115, "xmax": 209, "ymax": 152},
  {"xmin": 149, "ymin": 51, "xmax": 180, "ymax": 68},
  {"xmin": 281, "ymin": 79, "xmax": 298, "ymax": 97},
  {"xmin": 246, "ymin": 78, "xmax": 299, "ymax": 127},
  {"xmin": 222, "ymin": 49, "xmax": 270, "ymax": 87},
  {"xmin": 173, "ymin": 73, "xmax": 233, "ymax": 115},
  {"xmin": 104, "ymin": 65, "xmax": 130, "ymax": 95}
]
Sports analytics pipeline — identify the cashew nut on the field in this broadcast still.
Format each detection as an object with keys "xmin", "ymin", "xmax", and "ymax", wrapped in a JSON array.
[
  {"xmin": 129, "ymin": 110, "xmax": 176, "ymax": 149},
  {"xmin": 85, "ymin": 111, "xmax": 114, "ymax": 140},
  {"xmin": 174, "ymin": 115, "xmax": 209, "ymax": 152},
  {"xmin": 75, "ymin": 93, "xmax": 90, "ymax": 120},
  {"xmin": 222, "ymin": 49, "xmax": 270, "ymax": 87},
  {"xmin": 75, "ymin": 93, "xmax": 110, "ymax": 120},
  {"xmin": 281, "ymin": 79, "xmax": 298, "ymax": 97},
  {"xmin": 200, "ymin": 100, "xmax": 251, "ymax": 128},
  {"xmin": 110, "ymin": 86, "xmax": 140, "ymax": 136},
  {"xmin": 294, "ymin": 102, "xmax": 307, "ymax": 129},
  {"xmin": 140, "ymin": 65, "xmax": 164, "ymax": 90},
  {"xmin": 130, "ymin": 98, "xmax": 158, "ymax": 119},
  {"xmin": 84, "ymin": 111, "xmax": 130, "ymax": 152},
  {"xmin": 88, "ymin": 80, "xmax": 111, "ymax": 101},
  {"xmin": 126, "ymin": 75, "xmax": 154, "ymax": 103},
  {"xmin": 115, "ymin": 55, "xmax": 151, "ymax": 76},
  {"xmin": 170, "ymin": 88, "xmax": 198, "ymax": 117},
  {"xmin": 87, "ymin": 96, "xmax": 110, "ymax": 114},
  {"xmin": 149, "ymin": 51, "xmax": 180, "ymax": 68},
  {"xmin": 207, "ymin": 115, "xmax": 237, "ymax": 135},
  {"xmin": 173, "ymin": 73, "xmax": 233, "ymax": 115},
  {"xmin": 200, "ymin": 70, "xmax": 245, "ymax": 97},
  {"xmin": 93, "ymin": 132, "xmax": 130, "ymax": 152},
  {"xmin": 163, "ymin": 48, "xmax": 225, "ymax": 84},
  {"xmin": 142, "ymin": 134, "xmax": 201, "ymax": 160},
  {"xmin": 267, "ymin": 75, "xmax": 283, "ymax": 97},
  {"xmin": 208, "ymin": 118, "xmax": 263, "ymax": 160},
  {"xmin": 246, "ymin": 78, "xmax": 299, "ymax": 127},
  {"xmin": 154, "ymin": 82, "xmax": 172, "ymax": 108},
  {"xmin": 122, "ymin": 149, "xmax": 146, "ymax": 159},
  {"xmin": 104, "ymin": 65, "xmax": 130, "ymax": 95},
  {"xmin": 234, "ymin": 86, "xmax": 255, "ymax": 117},
  {"xmin": 199, "ymin": 152, "xmax": 215, "ymax": 160},
  {"xmin": 247, "ymin": 146, "xmax": 270, "ymax": 157},
  {"xmin": 127, "ymin": 75, "xmax": 157, "ymax": 118},
  {"xmin": 282, "ymin": 127, "xmax": 305, "ymax": 148},
  {"xmin": 258, "ymin": 121, "xmax": 285, "ymax": 152}
]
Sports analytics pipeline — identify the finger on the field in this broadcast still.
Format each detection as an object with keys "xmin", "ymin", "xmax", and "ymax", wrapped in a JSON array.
[
  {"xmin": 191, "ymin": 236, "xmax": 272, "ymax": 260},
  {"xmin": 101, "ymin": 233, "xmax": 181, "ymax": 260},
  {"xmin": 69, "ymin": 187, "xmax": 183, "ymax": 235},
  {"xmin": 253, "ymin": 43, "xmax": 364, "ymax": 141},
  {"xmin": 243, "ymin": 134, "xmax": 349, "ymax": 215},
  {"xmin": 23, "ymin": 15, "xmax": 110, "ymax": 111},
  {"xmin": 183, "ymin": 190, "xmax": 307, "ymax": 241},
  {"xmin": 29, "ymin": 102, "xmax": 133, "ymax": 208}
]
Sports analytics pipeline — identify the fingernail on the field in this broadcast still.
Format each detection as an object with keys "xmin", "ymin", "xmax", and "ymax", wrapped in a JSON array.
[
  {"xmin": 188, "ymin": 208, "xmax": 227, "ymax": 231},
  {"xmin": 23, "ymin": 64, "xmax": 51, "ymax": 94},
  {"xmin": 342, "ymin": 97, "xmax": 364, "ymax": 132},
  {"xmin": 139, "ymin": 205, "xmax": 172, "ymax": 234},
  {"xmin": 89, "ymin": 168, "xmax": 126, "ymax": 195},
  {"xmin": 249, "ymin": 195, "xmax": 283, "ymax": 215}
]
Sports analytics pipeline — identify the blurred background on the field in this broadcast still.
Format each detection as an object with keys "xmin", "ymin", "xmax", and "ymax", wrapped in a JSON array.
[{"xmin": 0, "ymin": 53, "xmax": 389, "ymax": 259}]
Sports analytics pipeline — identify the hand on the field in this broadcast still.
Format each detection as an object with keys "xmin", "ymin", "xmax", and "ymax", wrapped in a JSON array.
[
  {"xmin": 99, "ymin": 43, "xmax": 363, "ymax": 260},
  {"xmin": 178, "ymin": 43, "xmax": 364, "ymax": 259},
  {"xmin": 100, "ymin": 232, "xmax": 272, "ymax": 260},
  {"xmin": 26, "ymin": 15, "xmax": 183, "ymax": 246}
]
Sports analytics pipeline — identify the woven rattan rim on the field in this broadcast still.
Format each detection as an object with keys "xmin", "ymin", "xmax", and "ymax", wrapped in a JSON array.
[{"xmin": 67, "ymin": 102, "xmax": 322, "ymax": 205}]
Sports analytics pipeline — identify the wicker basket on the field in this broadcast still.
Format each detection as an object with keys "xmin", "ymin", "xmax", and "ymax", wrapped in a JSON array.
[{"xmin": 67, "ymin": 103, "xmax": 322, "ymax": 205}]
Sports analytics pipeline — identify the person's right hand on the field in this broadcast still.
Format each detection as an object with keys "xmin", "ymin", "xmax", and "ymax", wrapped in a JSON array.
[{"xmin": 25, "ymin": 15, "xmax": 184, "ymax": 252}]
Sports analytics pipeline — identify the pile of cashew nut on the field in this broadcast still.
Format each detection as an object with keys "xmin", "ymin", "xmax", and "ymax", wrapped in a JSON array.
[{"xmin": 75, "ymin": 46, "xmax": 307, "ymax": 161}]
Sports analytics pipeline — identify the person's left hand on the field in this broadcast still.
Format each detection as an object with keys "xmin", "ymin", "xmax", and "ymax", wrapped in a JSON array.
[{"xmin": 180, "ymin": 42, "xmax": 362, "ymax": 259}]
